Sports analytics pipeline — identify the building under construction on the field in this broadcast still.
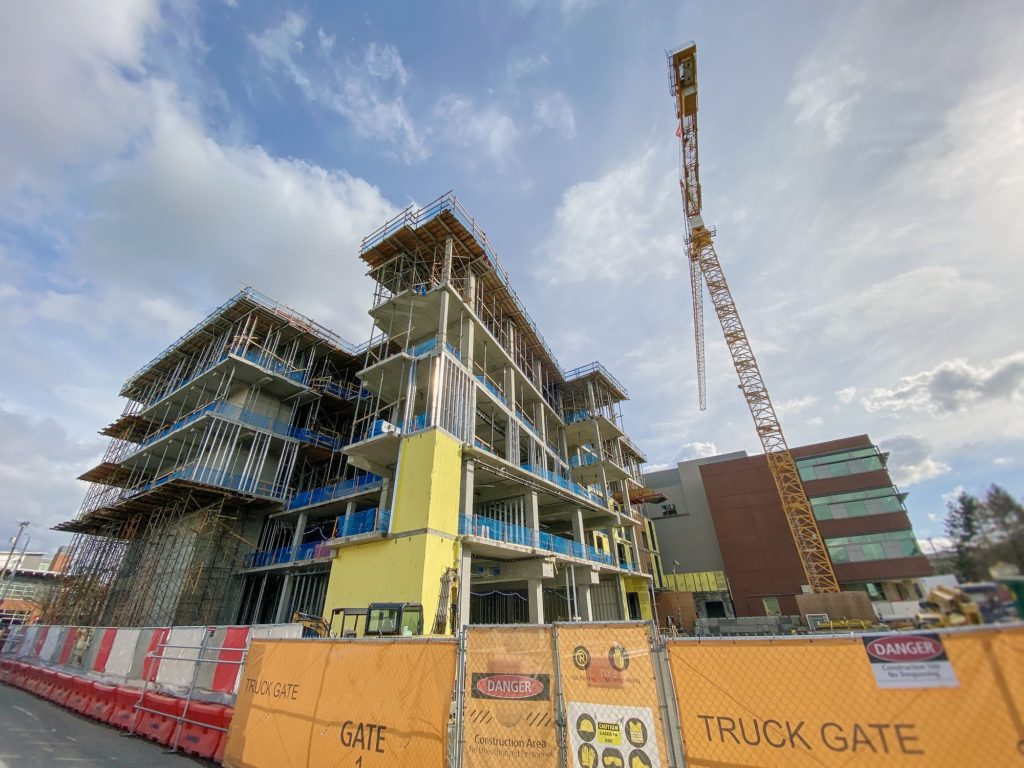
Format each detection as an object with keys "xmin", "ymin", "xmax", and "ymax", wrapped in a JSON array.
[{"xmin": 48, "ymin": 193, "xmax": 664, "ymax": 631}]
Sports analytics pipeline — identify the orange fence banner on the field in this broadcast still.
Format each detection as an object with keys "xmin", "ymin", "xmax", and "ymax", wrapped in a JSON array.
[
  {"xmin": 667, "ymin": 625, "xmax": 1024, "ymax": 768},
  {"xmin": 224, "ymin": 638, "xmax": 457, "ymax": 768},
  {"xmin": 463, "ymin": 626, "xmax": 559, "ymax": 768},
  {"xmin": 556, "ymin": 622, "xmax": 668, "ymax": 768}
]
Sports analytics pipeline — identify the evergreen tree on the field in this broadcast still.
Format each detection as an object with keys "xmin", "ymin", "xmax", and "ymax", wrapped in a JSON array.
[
  {"xmin": 944, "ymin": 491, "xmax": 981, "ymax": 582},
  {"xmin": 979, "ymin": 484, "xmax": 1024, "ymax": 570}
]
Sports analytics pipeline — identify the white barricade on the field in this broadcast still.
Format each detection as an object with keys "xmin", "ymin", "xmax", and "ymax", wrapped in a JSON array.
[
  {"xmin": 39, "ymin": 625, "xmax": 63, "ymax": 663},
  {"xmin": 105, "ymin": 627, "xmax": 142, "ymax": 681},
  {"xmin": 156, "ymin": 626, "xmax": 208, "ymax": 693}
]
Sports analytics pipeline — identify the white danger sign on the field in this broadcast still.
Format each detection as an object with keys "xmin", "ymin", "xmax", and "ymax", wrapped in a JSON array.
[{"xmin": 862, "ymin": 633, "xmax": 959, "ymax": 689}]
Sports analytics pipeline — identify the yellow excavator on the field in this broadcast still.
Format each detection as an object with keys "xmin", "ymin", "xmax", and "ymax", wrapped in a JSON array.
[{"xmin": 915, "ymin": 585, "xmax": 983, "ymax": 628}]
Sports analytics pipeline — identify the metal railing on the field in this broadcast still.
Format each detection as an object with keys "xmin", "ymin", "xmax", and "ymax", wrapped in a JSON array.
[
  {"xmin": 459, "ymin": 515, "xmax": 618, "ymax": 568},
  {"xmin": 287, "ymin": 474, "xmax": 384, "ymax": 511}
]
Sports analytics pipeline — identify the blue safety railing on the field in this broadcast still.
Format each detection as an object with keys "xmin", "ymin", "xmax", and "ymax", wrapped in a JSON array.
[
  {"xmin": 407, "ymin": 413, "xmax": 430, "ymax": 433},
  {"xmin": 317, "ymin": 379, "xmax": 369, "ymax": 401},
  {"xmin": 244, "ymin": 545, "xmax": 294, "ymax": 569},
  {"xmin": 333, "ymin": 507, "xmax": 391, "ymax": 539},
  {"xmin": 569, "ymin": 453, "xmax": 600, "ymax": 469},
  {"xmin": 122, "ymin": 463, "xmax": 291, "ymax": 502},
  {"xmin": 460, "ymin": 515, "xmax": 621, "ymax": 568},
  {"xmin": 563, "ymin": 361, "xmax": 629, "ymax": 399},
  {"xmin": 135, "ymin": 342, "xmax": 313, "ymax": 409},
  {"xmin": 519, "ymin": 463, "xmax": 605, "ymax": 506},
  {"xmin": 411, "ymin": 337, "xmax": 437, "ymax": 357},
  {"xmin": 563, "ymin": 409, "xmax": 589, "ymax": 425},
  {"xmin": 134, "ymin": 399, "xmax": 343, "ymax": 455},
  {"xmin": 475, "ymin": 375, "xmax": 506, "ymax": 405},
  {"xmin": 287, "ymin": 474, "xmax": 384, "ymax": 511}
]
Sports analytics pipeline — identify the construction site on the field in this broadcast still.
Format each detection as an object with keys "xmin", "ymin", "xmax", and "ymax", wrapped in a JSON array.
[
  {"xmin": 46, "ymin": 194, "xmax": 665, "ymax": 634},
  {"xmin": 3, "ymin": 31, "xmax": 1021, "ymax": 768}
]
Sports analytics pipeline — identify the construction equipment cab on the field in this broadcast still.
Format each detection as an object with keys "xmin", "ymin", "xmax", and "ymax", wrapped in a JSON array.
[{"xmin": 364, "ymin": 602, "xmax": 424, "ymax": 637}]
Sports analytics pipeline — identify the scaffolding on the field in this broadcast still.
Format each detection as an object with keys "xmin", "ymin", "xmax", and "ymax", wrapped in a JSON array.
[{"xmin": 49, "ymin": 289, "xmax": 368, "ymax": 627}]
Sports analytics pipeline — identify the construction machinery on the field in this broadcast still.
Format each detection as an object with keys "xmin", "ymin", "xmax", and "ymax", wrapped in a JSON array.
[
  {"xmin": 292, "ymin": 611, "xmax": 331, "ymax": 638},
  {"xmin": 916, "ymin": 585, "xmax": 983, "ymax": 629},
  {"xmin": 667, "ymin": 43, "xmax": 840, "ymax": 595},
  {"xmin": 292, "ymin": 603, "xmax": 424, "ymax": 638}
]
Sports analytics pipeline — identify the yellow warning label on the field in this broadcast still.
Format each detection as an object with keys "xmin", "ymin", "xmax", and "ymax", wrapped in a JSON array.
[{"xmin": 597, "ymin": 721, "xmax": 621, "ymax": 745}]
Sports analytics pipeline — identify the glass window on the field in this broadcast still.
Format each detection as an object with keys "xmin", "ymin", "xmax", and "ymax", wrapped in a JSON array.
[
  {"xmin": 826, "ymin": 530, "xmax": 922, "ymax": 563},
  {"xmin": 810, "ymin": 487, "xmax": 906, "ymax": 521},
  {"xmin": 798, "ymin": 447, "xmax": 885, "ymax": 480},
  {"xmin": 399, "ymin": 606, "xmax": 423, "ymax": 636},
  {"xmin": 762, "ymin": 597, "xmax": 781, "ymax": 616},
  {"xmin": 366, "ymin": 606, "xmax": 400, "ymax": 634}
]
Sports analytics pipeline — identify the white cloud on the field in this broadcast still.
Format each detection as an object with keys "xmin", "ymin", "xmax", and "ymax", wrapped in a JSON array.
[
  {"xmin": 0, "ymin": 0, "xmax": 159, "ymax": 204},
  {"xmin": 806, "ymin": 416, "xmax": 824, "ymax": 426},
  {"xmin": 316, "ymin": 28, "xmax": 335, "ymax": 57},
  {"xmin": 941, "ymin": 485, "xmax": 966, "ymax": 506},
  {"xmin": 879, "ymin": 435, "xmax": 951, "ymax": 487},
  {"xmin": 775, "ymin": 395, "xmax": 819, "ymax": 417},
  {"xmin": 0, "ymin": 405, "xmax": 103, "ymax": 552},
  {"xmin": 75, "ymin": 89, "xmax": 395, "ymax": 341},
  {"xmin": 249, "ymin": 15, "xmax": 426, "ymax": 162},
  {"xmin": 561, "ymin": 0, "xmax": 605, "ymax": 15},
  {"xmin": 532, "ymin": 91, "xmax": 576, "ymax": 138},
  {"xmin": 919, "ymin": 537, "xmax": 952, "ymax": 554},
  {"xmin": 507, "ymin": 54, "xmax": 549, "ymax": 84},
  {"xmin": 994, "ymin": 457, "xmax": 1015, "ymax": 466},
  {"xmin": 836, "ymin": 386, "xmax": 857, "ymax": 405},
  {"xmin": 787, "ymin": 62, "xmax": 865, "ymax": 148},
  {"xmin": 861, "ymin": 353, "xmax": 1024, "ymax": 416},
  {"xmin": 433, "ymin": 94, "xmax": 519, "ymax": 166},
  {"xmin": 534, "ymin": 147, "xmax": 679, "ymax": 283},
  {"xmin": 675, "ymin": 441, "xmax": 719, "ymax": 460}
]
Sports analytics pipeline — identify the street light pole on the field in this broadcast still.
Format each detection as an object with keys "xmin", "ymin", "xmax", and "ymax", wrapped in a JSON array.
[{"xmin": 0, "ymin": 522, "xmax": 30, "ymax": 599}]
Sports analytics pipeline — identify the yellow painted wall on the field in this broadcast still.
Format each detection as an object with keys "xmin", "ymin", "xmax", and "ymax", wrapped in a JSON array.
[
  {"xmin": 391, "ymin": 428, "xmax": 463, "ymax": 535},
  {"xmin": 622, "ymin": 575, "xmax": 653, "ymax": 621},
  {"xmin": 323, "ymin": 427, "xmax": 465, "ymax": 634}
]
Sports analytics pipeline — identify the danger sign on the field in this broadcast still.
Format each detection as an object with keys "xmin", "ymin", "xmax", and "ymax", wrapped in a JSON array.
[{"xmin": 862, "ymin": 633, "xmax": 958, "ymax": 689}]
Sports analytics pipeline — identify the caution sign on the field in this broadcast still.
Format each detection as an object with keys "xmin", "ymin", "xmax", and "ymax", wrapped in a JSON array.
[
  {"xmin": 667, "ymin": 626, "xmax": 1024, "ymax": 767},
  {"xmin": 862, "ymin": 633, "xmax": 959, "ymax": 689},
  {"xmin": 463, "ymin": 626, "xmax": 559, "ymax": 768},
  {"xmin": 557, "ymin": 623, "xmax": 666, "ymax": 768},
  {"xmin": 223, "ymin": 638, "xmax": 457, "ymax": 768}
]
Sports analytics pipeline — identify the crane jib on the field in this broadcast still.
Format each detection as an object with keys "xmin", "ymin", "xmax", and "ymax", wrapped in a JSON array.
[{"xmin": 667, "ymin": 42, "xmax": 840, "ymax": 594}]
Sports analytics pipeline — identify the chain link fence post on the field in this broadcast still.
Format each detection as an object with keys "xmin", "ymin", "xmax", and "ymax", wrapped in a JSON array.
[{"xmin": 649, "ymin": 622, "xmax": 686, "ymax": 767}]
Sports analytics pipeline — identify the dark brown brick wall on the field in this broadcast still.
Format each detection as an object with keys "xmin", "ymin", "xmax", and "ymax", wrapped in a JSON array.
[{"xmin": 700, "ymin": 436, "xmax": 931, "ymax": 617}]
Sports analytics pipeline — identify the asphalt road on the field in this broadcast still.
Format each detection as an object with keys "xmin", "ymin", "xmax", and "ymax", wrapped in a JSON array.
[{"xmin": 0, "ymin": 684, "xmax": 208, "ymax": 767}]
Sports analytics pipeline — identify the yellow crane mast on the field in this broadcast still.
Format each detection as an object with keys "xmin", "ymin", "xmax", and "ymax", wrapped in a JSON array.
[{"xmin": 667, "ymin": 42, "xmax": 840, "ymax": 594}]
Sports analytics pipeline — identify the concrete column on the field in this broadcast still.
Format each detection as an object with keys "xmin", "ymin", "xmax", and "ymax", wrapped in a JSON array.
[
  {"xmin": 576, "ymin": 581, "xmax": 593, "ymax": 621},
  {"xmin": 442, "ymin": 236, "xmax": 454, "ymax": 284},
  {"xmin": 461, "ymin": 460, "xmax": 475, "ymax": 525},
  {"xmin": 438, "ymin": 289, "xmax": 451, "ymax": 349},
  {"xmin": 528, "ymin": 577, "xmax": 544, "ymax": 624},
  {"xmin": 274, "ymin": 573, "xmax": 294, "ymax": 623},
  {"xmin": 572, "ymin": 508, "xmax": 586, "ymax": 546},
  {"xmin": 458, "ymin": 546, "xmax": 472, "ymax": 628},
  {"xmin": 288, "ymin": 512, "xmax": 307, "ymax": 551},
  {"xmin": 534, "ymin": 400, "xmax": 546, "ymax": 447},
  {"xmin": 527, "ymin": 490, "xmax": 540, "ymax": 548},
  {"xmin": 461, "ymin": 310, "xmax": 475, "ymax": 368},
  {"xmin": 341, "ymin": 500, "xmax": 356, "ymax": 537}
]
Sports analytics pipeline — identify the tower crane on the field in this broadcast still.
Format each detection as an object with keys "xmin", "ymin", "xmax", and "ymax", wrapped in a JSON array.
[{"xmin": 667, "ymin": 43, "xmax": 840, "ymax": 594}]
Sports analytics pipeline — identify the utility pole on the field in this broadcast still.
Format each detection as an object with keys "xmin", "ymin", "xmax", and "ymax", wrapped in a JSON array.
[{"xmin": 0, "ymin": 522, "xmax": 30, "ymax": 599}]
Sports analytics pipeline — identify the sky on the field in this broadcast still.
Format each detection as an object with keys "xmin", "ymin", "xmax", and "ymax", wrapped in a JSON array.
[{"xmin": 1, "ymin": 0, "xmax": 1022, "ymax": 555}]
